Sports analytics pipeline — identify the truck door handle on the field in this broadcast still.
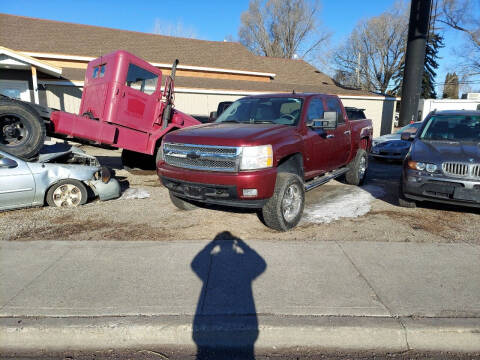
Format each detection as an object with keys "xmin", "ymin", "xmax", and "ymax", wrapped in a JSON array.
[
  {"xmin": 344, "ymin": 130, "xmax": 351, "ymax": 135},
  {"xmin": 326, "ymin": 134, "xmax": 335, "ymax": 139}
]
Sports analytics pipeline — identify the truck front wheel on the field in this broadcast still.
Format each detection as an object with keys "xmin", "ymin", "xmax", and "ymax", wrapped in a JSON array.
[
  {"xmin": 169, "ymin": 192, "xmax": 198, "ymax": 211},
  {"xmin": 261, "ymin": 172, "xmax": 305, "ymax": 231},
  {"xmin": 345, "ymin": 149, "xmax": 368, "ymax": 186},
  {"xmin": 0, "ymin": 99, "xmax": 46, "ymax": 159}
]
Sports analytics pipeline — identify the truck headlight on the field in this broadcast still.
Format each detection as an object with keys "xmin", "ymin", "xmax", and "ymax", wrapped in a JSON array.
[{"xmin": 240, "ymin": 145, "xmax": 273, "ymax": 170}]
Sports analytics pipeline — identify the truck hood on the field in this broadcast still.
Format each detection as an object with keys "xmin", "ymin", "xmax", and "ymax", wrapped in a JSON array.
[
  {"xmin": 411, "ymin": 140, "xmax": 480, "ymax": 163},
  {"xmin": 164, "ymin": 122, "xmax": 295, "ymax": 146}
]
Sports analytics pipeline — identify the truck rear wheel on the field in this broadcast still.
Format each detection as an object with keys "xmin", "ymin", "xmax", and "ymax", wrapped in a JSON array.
[
  {"xmin": 0, "ymin": 99, "xmax": 46, "ymax": 159},
  {"xmin": 345, "ymin": 149, "xmax": 368, "ymax": 186},
  {"xmin": 261, "ymin": 172, "xmax": 305, "ymax": 231},
  {"xmin": 169, "ymin": 192, "xmax": 198, "ymax": 211}
]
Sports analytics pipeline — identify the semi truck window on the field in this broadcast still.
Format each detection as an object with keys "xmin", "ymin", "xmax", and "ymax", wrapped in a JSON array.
[
  {"xmin": 306, "ymin": 98, "xmax": 324, "ymax": 121},
  {"xmin": 326, "ymin": 98, "xmax": 344, "ymax": 124},
  {"xmin": 92, "ymin": 67, "xmax": 99, "ymax": 78},
  {"xmin": 125, "ymin": 64, "xmax": 158, "ymax": 95},
  {"xmin": 100, "ymin": 64, "xmax": 106, "ymax": 78}
]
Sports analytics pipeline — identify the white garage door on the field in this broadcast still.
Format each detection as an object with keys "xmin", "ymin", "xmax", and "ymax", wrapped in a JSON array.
[{"xmin": 0, "ymin": 80, "xmax": 31, "ymax": 102}]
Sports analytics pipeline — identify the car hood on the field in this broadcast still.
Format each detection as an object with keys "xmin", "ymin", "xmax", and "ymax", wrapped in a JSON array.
[
  {"xmin": 411, "ymin": 140, "xmax": 480, "ymax": 163},
  {"xmin": 373, "ymin": 133, "xmax": 400, "ymax": 144},
  {"xmin": 374, "ymin": 139, "xmax": 411, "ymax": 149},
  {"xmin": 165, "ymin": 122, "xmax": 295, "ymax": 146}
]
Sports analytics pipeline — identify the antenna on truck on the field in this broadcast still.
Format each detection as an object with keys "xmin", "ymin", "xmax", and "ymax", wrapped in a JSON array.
[{"xmin": 162, "ymin": 59, "xmax": 179, "ymax": 129}]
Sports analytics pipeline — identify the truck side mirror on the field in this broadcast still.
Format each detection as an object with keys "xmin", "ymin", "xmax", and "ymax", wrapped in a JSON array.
[
  {"xmin": 0, "ymin": 157, "xmax": 18, "ymax": 168},
  {"xmin": 401, "ymin": 132, "xmax": 415, "ymax": 141},
  {"xmin": 208, "ymin": 111, "xmax": 217, "ymax": 122},
  {"xmin": 308, "ymin": 111, "xmax": 338, "ymax": 130}
]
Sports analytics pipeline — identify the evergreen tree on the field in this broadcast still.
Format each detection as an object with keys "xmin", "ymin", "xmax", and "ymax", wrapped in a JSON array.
[
  {"xmin": 392, "ymin": 31, "xmax": 444, "ymax": 98},
  {"xmin": 442, "ymin": 72, "xmax": 459, "ymax": 98}
]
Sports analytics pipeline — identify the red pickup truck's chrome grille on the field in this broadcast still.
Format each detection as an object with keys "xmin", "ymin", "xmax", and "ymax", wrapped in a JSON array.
[
  {"xmin": 442, "ymin": 162, "xmax": 480, "ymax": 179},
  {"xmin": 163, "ymin": 143, "xmax": 240, "ymax": 172}
]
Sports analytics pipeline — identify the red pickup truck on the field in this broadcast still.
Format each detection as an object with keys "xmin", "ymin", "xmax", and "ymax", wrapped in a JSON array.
[{"xmin": 157, "ymin": 93, "xmax": 373, "ymax": 231}]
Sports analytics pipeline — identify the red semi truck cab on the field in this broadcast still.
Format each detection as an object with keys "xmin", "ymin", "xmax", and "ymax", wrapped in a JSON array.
[
  {"xmin": 50, "ymin": 50, "xmax": 199, "ymax": 159},
  {"xmin": 157, "ymin": 93, "xmax": 373, "ymax": 231}
]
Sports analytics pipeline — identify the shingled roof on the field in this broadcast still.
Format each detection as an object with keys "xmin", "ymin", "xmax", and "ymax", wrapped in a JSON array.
[{"xmin": 0, "ymin": 13, "xmax": 374, "ymax": 96}]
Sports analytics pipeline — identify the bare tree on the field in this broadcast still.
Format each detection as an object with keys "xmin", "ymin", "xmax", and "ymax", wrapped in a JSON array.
[
  {"xmin": 238, "ymin": 0, "xmax": 330, "ymax": 59},
  {"xmin": 333, "ymin": 2, "xmax": 409, "ymax": 93},
  {"xmin": 439, "ymin": 0, "xmax": 480, "ymax": 73},
  {"xmin": 153, "ymin": 19, "xmax": 197, "ymax": 39}
]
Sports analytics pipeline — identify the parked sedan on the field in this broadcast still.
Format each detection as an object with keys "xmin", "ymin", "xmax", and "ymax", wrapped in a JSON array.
[
  {"xmin": 399, "ymin": 110, "xmax": 480, "ymax": 208},
  {"xmin": 371, "ymin": 122, "xmax": 422, "ymax": 160},
  {"xmin": 0, "ymin": 145, "xmax": 121, "ymax": 211}
]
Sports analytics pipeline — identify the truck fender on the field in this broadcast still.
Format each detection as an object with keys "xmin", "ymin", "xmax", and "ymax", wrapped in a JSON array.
[
  {"xmin": 277, "ymin": 153, "xmax": 304, "ymax": 179},
  {"xmin": 147, "ymin": 125, "xmax": 180, "ymax": 155}
]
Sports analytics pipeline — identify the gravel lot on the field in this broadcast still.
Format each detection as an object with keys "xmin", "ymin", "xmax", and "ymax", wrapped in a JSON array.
[{"xmin": 1, "ymin": 143, "xmax": 479, "ymax": 243}]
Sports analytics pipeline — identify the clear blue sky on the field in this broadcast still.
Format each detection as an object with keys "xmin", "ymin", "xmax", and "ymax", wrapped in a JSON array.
[{"xmin": 1, "ymin": 0, "xmax": 469, "ymax": 94}]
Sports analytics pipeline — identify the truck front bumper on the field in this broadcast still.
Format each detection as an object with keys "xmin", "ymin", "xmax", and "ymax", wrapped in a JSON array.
[{"xmin": 157, "ymin": 163, "xmax": 277, "ymax": 208}]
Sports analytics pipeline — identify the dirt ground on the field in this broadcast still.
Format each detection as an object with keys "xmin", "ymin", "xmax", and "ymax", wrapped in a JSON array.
[{"xmin": 1, "ymin": 143, "xmax": 479, "ymax": 244}]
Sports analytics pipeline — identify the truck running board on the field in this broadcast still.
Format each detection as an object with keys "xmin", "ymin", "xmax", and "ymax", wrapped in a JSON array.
[{"xmin": 304, "ymin": 167, "xmax": 349, "ymax": 192}]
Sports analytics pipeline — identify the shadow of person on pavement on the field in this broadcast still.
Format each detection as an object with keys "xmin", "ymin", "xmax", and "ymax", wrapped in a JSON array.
[{"xmin": 191, "ymin": 231, "xmax": 266, "ymax": 360}]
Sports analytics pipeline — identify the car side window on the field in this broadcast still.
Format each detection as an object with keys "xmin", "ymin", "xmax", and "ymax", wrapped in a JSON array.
[
  {"xmin": 125, "ymin": 64, "xmax": 158, "ymax": 95},
  {"xmin": 326, "ymin": 98, "xmax": 345, "ymax": 124},
  {"xmin": 306, "ymin": 98, "xmax": 324, "ymax": 122}
]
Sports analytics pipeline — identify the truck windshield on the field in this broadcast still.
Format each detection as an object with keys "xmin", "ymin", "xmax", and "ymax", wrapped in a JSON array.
[
  {"xmin": 420, "ymin": 115, "xmax": 480, "ymax": 142},
  {"xmin": 215, "ymin": 97, "xmax": 303, "ymax": 126}
]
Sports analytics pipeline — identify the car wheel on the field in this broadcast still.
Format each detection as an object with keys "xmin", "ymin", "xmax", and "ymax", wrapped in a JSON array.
[
  {"xmin": 261, "ymin": 172, "xmax": 305, "ymax": 231},
  {"xmin": 46, "ymin": 179, "xmax": 88, "ymax": 208},
  {"xmin": 398, "ymin": 177, "xmax": 416, "ymax": 208},
  {"xmin": 345, "ymin": 149, "xmax": 368, "ymax": 186},
  {"xmin": 169, "ymin": 191, "xmax": 198, "ymax": 211}
]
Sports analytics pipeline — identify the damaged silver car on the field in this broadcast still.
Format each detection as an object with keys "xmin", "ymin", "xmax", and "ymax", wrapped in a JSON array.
[{"xmin": 0, "ymin": 144, "xmax": 120, "ymax": 211}]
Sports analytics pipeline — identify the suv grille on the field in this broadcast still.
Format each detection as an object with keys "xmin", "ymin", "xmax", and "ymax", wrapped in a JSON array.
[
  {"xmin": 163, "ymin": 143, "xmax": 240, "ymax": 172},
  {"xmin": 442, "ymin": 162, "xmax": 480, "ymax": 179}
]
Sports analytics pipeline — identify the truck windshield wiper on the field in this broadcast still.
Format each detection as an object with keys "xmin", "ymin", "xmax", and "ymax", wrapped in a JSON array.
[{"xmin": 218, "ymin": 120, "xmax": 242, "ymax": 123}]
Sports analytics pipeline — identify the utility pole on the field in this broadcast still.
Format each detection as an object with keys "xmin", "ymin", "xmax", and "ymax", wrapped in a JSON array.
[{"xmin": 398, "ymin": 0, "xmax": 432, "ymax": 127}]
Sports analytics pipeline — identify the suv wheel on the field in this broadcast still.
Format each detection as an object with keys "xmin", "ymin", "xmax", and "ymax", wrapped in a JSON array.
[
  {"xmin": 345, "ymin": 149, "xmax": 368, "ymax": 186},
  {"xmin": 398, "ymin": 177, "xmax": 416, "ymax": 208},
  {"xmin": 261, "ymin": 172, "xmax": 305, "ymax": 231},
  {"xmin": 169, "ymin": 192, "xmax": 198, "ymax": 211}
]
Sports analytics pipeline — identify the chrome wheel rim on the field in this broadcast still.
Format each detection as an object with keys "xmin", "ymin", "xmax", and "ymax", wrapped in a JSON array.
[
  {"xmin": 282, "ymin": 183, "xmax": 302, "ymax": 222},
  {"xmin": 52, "ymin": 184, "xmax": 82, "ymax": 207},
  {"xmin": 358, "ymin": 156, "xmax": 367, "ymax": 180}
]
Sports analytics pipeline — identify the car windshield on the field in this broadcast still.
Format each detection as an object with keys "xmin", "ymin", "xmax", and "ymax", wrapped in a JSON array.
[
  {"xmin": 215, "ymin": 97, "xmax": 303, "ymax": 126},
  {"xmin": 420, "ymin": 115, "xmax": 480, "ymax": 142},
  {"xmin": 395, "ymin": 122, "xmax": 422, "ymax": 134}
]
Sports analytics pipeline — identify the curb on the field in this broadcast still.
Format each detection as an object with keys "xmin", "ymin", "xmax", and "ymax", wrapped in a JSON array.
[{"xmin": 1, "ymin": 315, "xmax": 479, "ymax": 353}]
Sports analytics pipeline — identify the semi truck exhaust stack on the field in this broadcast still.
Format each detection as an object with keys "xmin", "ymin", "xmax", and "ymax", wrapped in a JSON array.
[{"xmin": 162, "ymin": 59, "xmax": 179, "ymax": 129}]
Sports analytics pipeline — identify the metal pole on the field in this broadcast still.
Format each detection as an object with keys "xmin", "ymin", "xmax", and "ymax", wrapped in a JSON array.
[{"xmin": 398, "ymin": 0, "xmax": 432, "ymax": 127}]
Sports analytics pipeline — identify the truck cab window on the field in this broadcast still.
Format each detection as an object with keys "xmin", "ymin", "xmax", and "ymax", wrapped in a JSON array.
[
  {"xmin": 306, "ymin": 98, "xmax": 324, "ymax": 122},
  {"xmin": 99, "ymin": 64, "xmax": 106, "ymax": 78},
  {"xmin": 125, "ymin": 64, "xmax": 158, "ymax": 95},
  {"xmin": 326, "ymin": 98, "xmax": 344, "ymax": 124},
  {"xmin": 92, "ymin": 67, "xmax": 99, "ymax": 78}
]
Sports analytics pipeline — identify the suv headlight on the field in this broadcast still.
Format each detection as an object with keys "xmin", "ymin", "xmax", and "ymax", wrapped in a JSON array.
[
  {"xmin": 240, "ymin": 145, "xmax": 273, "ymax": 170},
  {"xmin": 408, "ymin": 161, "xmax": 437, "ymax": 173}
]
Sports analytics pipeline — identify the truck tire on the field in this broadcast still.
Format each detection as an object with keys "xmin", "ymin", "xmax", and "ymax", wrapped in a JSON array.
[
  {"xmin": 345, "ymin": 149, "xmax": 368, "ymax": 186},
  {"xmin": 398, "ymin": 176, "xmax": 416, "ymax": 208},
  {"xmin": 0, "ymin": 99, "xmax": 46, "ymax": 159},
  {"xmin": 46, "ymin": 179, "xmax": 88, "ymax": 208},
  {"xmin": 169, "ymin": 192, "xmax": 198, "ymax": 211},
  {"xmin": 261, "ymin": 172, "xmax": 305, "ymax": 231}
]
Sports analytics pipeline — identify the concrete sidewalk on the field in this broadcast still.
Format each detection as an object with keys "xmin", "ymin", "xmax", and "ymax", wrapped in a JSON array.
[{"xmin": 1, "ymin": 239, "xmax": 479, "ymax": 353}]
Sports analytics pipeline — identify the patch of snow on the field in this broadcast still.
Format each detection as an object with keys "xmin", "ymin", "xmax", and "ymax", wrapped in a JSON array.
[
  {"xmin": 120, "ymin": 188, "xmax": 151, "ymax": 200},
  {"xmin": 303, "ymin": 185, "xmax": 385, "ymax": 224}
]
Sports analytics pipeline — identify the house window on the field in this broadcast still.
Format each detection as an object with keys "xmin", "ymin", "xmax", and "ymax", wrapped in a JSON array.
[{"xmin": 125, "ymin": 64, "xmax": 158, "ymax": 95}]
